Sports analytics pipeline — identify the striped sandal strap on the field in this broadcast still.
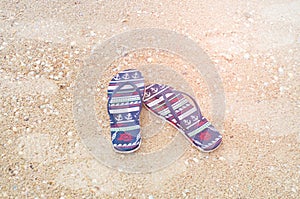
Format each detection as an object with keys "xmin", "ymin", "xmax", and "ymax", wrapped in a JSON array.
[
  {"xmin": 160, "ymin": 89, "xmax": 203, "ymax": 131},
  {"xmin": 108, "ymin": 81, "xmax": 143, "ymax": 125},
  {"xmin": 173, "ymin": 90, "xmax": 203, "ymax": 131},
  {"xmin": 161, "ymin": 92, "xmax": 181, "ymax": 125}
]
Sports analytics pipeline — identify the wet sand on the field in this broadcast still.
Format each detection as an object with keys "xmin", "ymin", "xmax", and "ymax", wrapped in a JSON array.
[{"xmin": 0, "ymin": 0, "xmax": 299, "ymax": 198}]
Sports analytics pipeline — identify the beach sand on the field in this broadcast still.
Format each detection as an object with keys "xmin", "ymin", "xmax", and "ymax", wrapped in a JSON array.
[{"xmin": 0, "ymin": 0, "xmax": 299, "ymax": 198}]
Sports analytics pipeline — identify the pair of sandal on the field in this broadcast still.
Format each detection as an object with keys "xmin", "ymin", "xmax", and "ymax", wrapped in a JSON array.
[{"xmin": 107, "ymin": 69, "xmax": 222, "ymax": 153}]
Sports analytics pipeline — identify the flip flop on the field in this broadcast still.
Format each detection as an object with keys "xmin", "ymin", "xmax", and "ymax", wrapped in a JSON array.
[
  {"xmin": 143, "ymin": 84, "xmax": 222, "ymax": 152},
  {"xmin": 107, "ymin": 69, "xmax": 145, "ymax": 153}
]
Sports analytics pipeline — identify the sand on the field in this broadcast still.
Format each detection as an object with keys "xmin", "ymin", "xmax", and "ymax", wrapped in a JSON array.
[{"xmin": 0, "ymin": 0, "xmax": 299, "ymax": 198}]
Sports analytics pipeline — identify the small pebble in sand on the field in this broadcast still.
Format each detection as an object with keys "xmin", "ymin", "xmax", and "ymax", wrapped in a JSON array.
[
  {"xmin": 147, "ymin": 57, "xmax": 153, "ymax": 63},
  {"xmin": 90, "ymin": 31, "xmax": 96, "ymax": 37},
  {"xmin": 219, "ymin": 157, "xmax": 226, "ymax": 161},
  {"xmin": 220, "ymin": 53, "xmax": 233, "ymax": 61},
  {"xmin": 184, "ymin": 159, "xmax": 189, "ymax": 165},
  {"xmin": 70, "ymin": 41, "xmax": 76, "ymax": 46},
  {"xmin": 278, "ymin": 67, "xmax": 284, "ymax": 74},
  {"xmin": 244, "ymin": 53, "xmax": 250, "ymax": 59}
]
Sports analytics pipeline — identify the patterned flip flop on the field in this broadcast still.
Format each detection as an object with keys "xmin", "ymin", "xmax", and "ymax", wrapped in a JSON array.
[
  {"xmin": 107, "ymin": 69, "xmax": 145, "ymax": 153},
  {"xmin": 143, "ymin": 84, "xmax": 222, "ymax": 152}
]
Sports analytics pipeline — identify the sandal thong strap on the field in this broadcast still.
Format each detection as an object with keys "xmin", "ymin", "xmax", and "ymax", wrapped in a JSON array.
[
  {"xmin": 161, "ymin": 89, "xmax": 203, "ymax": 131},
  {"xmin": 108, "ymin": 81, "xmax": 142, "ymax": 125}
]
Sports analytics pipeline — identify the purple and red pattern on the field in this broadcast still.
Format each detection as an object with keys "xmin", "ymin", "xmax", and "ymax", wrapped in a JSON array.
[
  {"xmin": 143, "ymin": 84, "xmax": 222, "ymax": 152},
  {"xmin": 107, "ymin": 69, "xmax": 145, "ymax": 153}
]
